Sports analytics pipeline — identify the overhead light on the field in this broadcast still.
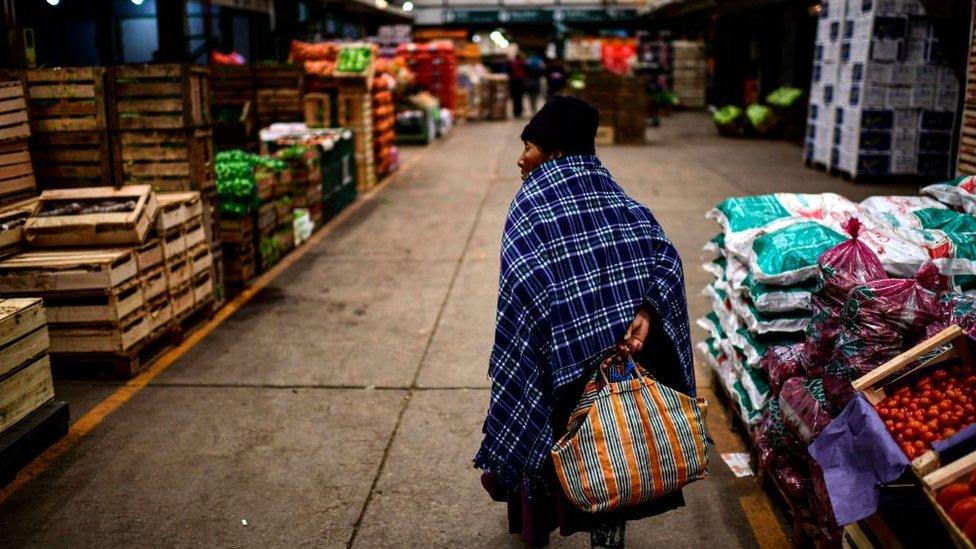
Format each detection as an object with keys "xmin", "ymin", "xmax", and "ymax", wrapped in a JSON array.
[
  {"xmin": 131, "ymin": 0, "xmax": 144, "ymax": 5},
  {"xmin": 402, "ymin": 1, "xmax": 413, "ymax": 11},
  {"xmin": 376, "ymin": 0, "xmax": 388, "ymax": 8},
  {"xmin": 46, "ymin": 0, "xmax": 59, "ymax": 5}
]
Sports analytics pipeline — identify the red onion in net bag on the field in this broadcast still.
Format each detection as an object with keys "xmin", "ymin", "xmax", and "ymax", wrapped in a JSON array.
[
  {"xmin": 760, "ymin": 343, "xmax": 806, "ymax": 397},
  {"xmin": 816, "ymin": 218, "xmax": 887, "ymax": 310},
  {"xmin": 778, "ymin": 376, "xmax": 833, "ymax": 445}
]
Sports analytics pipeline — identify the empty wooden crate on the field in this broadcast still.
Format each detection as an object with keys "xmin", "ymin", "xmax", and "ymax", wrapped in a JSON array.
[{"xmin": 25, "ymin": 185, "xmax": 158, "ymax": 247}]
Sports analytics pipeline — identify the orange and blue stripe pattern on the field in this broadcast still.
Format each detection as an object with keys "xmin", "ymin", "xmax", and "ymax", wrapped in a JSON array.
[{"xmin": 551, "ymin": 370, "xmax": 709, "ymax": 513}]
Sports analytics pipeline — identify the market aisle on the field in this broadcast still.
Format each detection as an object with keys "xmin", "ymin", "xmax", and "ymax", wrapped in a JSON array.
[{"xmin": 0, "ymin": 113, "xmax": 916, "ymax": 548}]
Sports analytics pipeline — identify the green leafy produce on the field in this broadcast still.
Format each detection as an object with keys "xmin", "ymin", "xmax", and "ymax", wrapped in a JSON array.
[
  {"xmin": 336, "ymin": 45, "xmax": 373, "ymax": 74},
  {"xmin": 713, "ymin": 105, "xmax": 743, "ymax": 127},
  {"xmin": 765, "ymin": 87, "xmax": 804, "ymax": 108},
  {"xmin": 746, "ymin": 104, "xmax": 776, "ymax": 134}
]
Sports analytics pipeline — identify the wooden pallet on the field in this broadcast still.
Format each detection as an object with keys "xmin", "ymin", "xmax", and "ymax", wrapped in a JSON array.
[
  {"xmin": 29, "ymin": 130, "xmax": 113, "ymax": 189},
  {"xmin": 0, "ymin": 140, "xmax": 36, "ymax": 201},
  {"xmin": 26, "ymin": 185, "xmax": 157, "ymax": 247},
  {"xmin": 110, "ymin": 64, "xmax": 210, "ymax": 130},
  {"xmin": 0, "ymin": 399, "xmax": 68, "ymax": 487},
  {"xmin": 24, "ymin": 67, "xmax": 108, "ymax": 131},
  {"xmin": 0, "ymin": 81, "xmax": 30, "ymax": 142},
  {"xmin": 113, "ymin": 128, "xmax": 215, "ymax": 192},
  {"xmin": 50, "ymin": 297, "xmax": 214, "ymax": 380},
  {"xmin": 0, "ymin": 248, "xmax": 138, "ymax": 295},
  {"xmin": 44, "ymin": 277, "xmax": 144, "ymax": 325}
]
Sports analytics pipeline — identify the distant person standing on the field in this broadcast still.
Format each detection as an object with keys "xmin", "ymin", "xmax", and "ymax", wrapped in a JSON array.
[
  {"xmin": 545, "ymin": 58, "xmax": 566, "ymax": 98},
  {"xmin": 525, "ymin": 53, "xmax": 545, "ymax": 113},
  {"xmin": 509, "ymin": 54, "xmax": 528, "ymax": 118}
]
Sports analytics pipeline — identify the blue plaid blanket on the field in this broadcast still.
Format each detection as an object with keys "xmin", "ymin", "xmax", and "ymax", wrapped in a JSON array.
[{"xmin": 474, "ymin": 155, "xmax": 693, "ymax": 490}]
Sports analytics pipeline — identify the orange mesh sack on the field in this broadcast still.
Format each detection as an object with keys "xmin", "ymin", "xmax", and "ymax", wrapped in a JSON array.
[{"xmin": 551, "ymin": 361, "xmax": 709, "ymax": 513}]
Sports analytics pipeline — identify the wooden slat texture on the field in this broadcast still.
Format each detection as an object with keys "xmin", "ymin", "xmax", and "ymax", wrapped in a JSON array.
[
  {"xmin": 0, "ymin": 248, "xmax": 137, "ymax": 294},
  {"xmin": 0, "ymin": 327, "xmax": 49, "ymax": 380},
  {"xmin": 24, "ymin": 67, "xmax": 108, "ymax": 132},
  {"xmin": 112, "ymin": 129, "xmax": 214, "ymax": 191},
  {"xmin": 0, "ymin": 355, "xmax": 54, "ymax": 433},
  {"xmin": 110, "ymin": 64, "xmax": 210, "ymax": 130},
  {"xmin": 45, "ymin": 279, "xmax": 144, "ymax": 325},
  {"xmin": 48, "ymin": 309, "xmax": 149, "ymax": 354},
  {"xmin": 29, "ymin": 130, "xmax": 112, "ymax": 189},
  {"xmin": 140, "ymin": 266, "xmax": 167, "ymax": 301}
]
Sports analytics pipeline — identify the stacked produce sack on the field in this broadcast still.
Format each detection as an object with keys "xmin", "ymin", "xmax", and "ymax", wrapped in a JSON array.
[{"xmin": 699, "ymin": 191, "xmax": 976, "ymax": 541}]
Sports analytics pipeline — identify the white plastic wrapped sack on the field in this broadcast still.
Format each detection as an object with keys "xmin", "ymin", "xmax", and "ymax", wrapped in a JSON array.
[{"xmin": 921, "ymin": 175, "xmax": 976, "ymax": 215}]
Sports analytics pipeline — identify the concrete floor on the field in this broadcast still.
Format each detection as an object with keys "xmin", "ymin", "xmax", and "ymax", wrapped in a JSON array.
[{"xmin": 0, "ymin": 113, "xmax": 918, "ymax": 548}]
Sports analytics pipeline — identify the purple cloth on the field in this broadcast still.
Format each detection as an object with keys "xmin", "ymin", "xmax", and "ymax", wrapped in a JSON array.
[
  {"xmin": 933, "ymin": 422, "xmax": 976, "ymax": 465},
  {"xmin": 808, "ymin": 394, "xmax": 909, "ymax": 526}
]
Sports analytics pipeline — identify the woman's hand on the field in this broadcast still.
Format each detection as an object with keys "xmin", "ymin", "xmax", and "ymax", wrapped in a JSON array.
[{"xmin": 616, "ymin": 307, "xmax": 652, "ymax": 360}]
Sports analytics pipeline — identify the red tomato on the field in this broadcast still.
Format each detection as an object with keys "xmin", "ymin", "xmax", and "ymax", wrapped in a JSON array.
[
  {"xmin": 901, "ymin": 444, "xmax": 916, "ymax": 459},
  {"xmin": 938, "ymin": 483, "xmax": 972, "ymax": 510},
  {"xmin": 922, "ymin": 430, "xmax": 938, "ymax": 443},
  {"xmin": 967, "ymin": 515, "xmax": 976, "ymax": 543},
  {"xmin": 943, "ymin": 428, "xmax": 957, "ymax": 439},
  {"xmin": 971, "ymin": 471, "xmax": 976, "ymax": 495},
  {"xmin": 935, "ymin": 370, "xmax": 949, "ymax": 381},
  {"xmin": 915, "ymin": 440, "xmax": 928, "ymax": 450},
  {"xmin": 951, "ymin": 497, "xmax": 976, "ymax": 526},
  {"xmin": 903, "ymin": 427, "xmax": 916, "ymax": 439}
]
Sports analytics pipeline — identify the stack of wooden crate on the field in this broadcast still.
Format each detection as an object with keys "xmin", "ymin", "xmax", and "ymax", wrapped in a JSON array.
[
  {"xmin": 254, "ymin": 66, "xmax": 304, "ymax": 129},
  {"xmin": 254, "ymin": 165, "xmax": 278, "ymax": 272},
  {"xmin": 272, "ymin": 157, "xmax": 296, "ymax": 258},
  {"xmin": 0, "ymin": 297, "xmax": 67, "ymax": 484},
  {"xmin": 219, "ymin": 214, "xmax": 255, "ymax": 290},
  {"xmin": 0, "ymin": 186, "xmax": 211, "ymax": 378},
  {"xmin": 958, "ymin": 2, "xmax": 976, "ymax": 175},
  {"xmin": 22, "ymin": 67, "xmax": 111, "ymax": 190},
  {"xmin": 336, "ymin": 85, "xmax": 375, "ymax": 192},
  {"xmin": 210, "ymin": 65, "xmax": 257, "ymax": 152},
  {"xmin": 0, "ymin": 78, "xmax": 35, "ymax": 209}
]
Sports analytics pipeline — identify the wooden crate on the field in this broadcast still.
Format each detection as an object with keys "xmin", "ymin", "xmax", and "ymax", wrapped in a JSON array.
[
  {"xmin": 255, "ymin": 168, "xmax": 276, "ymax": 202},
  {"xmin": 188, "ymin": 243, "xmax": 212, "ymax": 278},
  {"xmin": 223, "ymin": 248, "xmax": 255, "ymax": 287},
  {"xmin": 48, "ymin": 308, "xmax": 149, "ymax": 354},
  {"xmin": 256, "ymin": 89, "xmax": 303, "ymax": 127},
  {"xmin": 135, "ymin": 238, "xmax": 163, "ymax": 272},
  {"xmin": 0, "ymin": 249, "xmax": 137, "ymax": 295},
  {"xmin": 253, "ymin": 65, "xmax": 302, "ymax": 90},
  {"xmin": 304, "ymin": 93, "xmax": 332, "ymax": 128},
  {"xmin": 155, "ymin": 194, "xmax": 187, "ymax": 233},
  {"xmin": 45, "ymin": 278, "xmax": 144, "ymax": 325},
  {"xmin": 0, "ymin": 198, "xmax": 36, "ymax": 259},
  {"xmin": 26, "ymin": 185, "xmax": 157, "ymax": 247},
  {"xmin": 192, "ymin": 270, "xmax": 213, "ymax": 306},
  {"xmin": 201, "ymin": 189, "xmax": 218, "ymax": 247},
  {"xmin": 256, "ymin": 202, "xmax": 275, "ymax": 235},
  {"xmin": 0, "ymin": 355, "xmax": 55, "ymax": 435},
  {"xmin": 23, "ymin": 67, "xmax": 108, "ymax": 132},
  {"xmin": 218, "ymin": 215, "xmax": 254, "ymax": 244},
  {"xmin": 0, "ymin": 81, "xmax": 30, "ymax": 141},
  {"xmin": 273, "ymin": 226, "xmax": 294, "ymax": 255},
  {"xmin": 146, "ymin": 294, "xmax": 173, "ymax": 333},
  {"xmin": 165, "ymin": 253, "xmax": 191, "ymax": 289},
  {"xmin": 113, "ymin": 128, "xmax": 215, "ymax": 192},
  {"xmin": 160, "ymin": 229, "xmax": 187, "ymax": 259},
  {"xmin": 210, "ymin": 65, "xmax": 255, "ymax": 105},
  {"xmin": 0, "ymin": 298, "xmax": 47, "ymax": 378},
  {"xmin": 140, "ymin": 265, "xmax": 167, "ymax": 302},
  {"xmin": 169, "ymin": 281, "xmax": 194, "ymax": 318},
  {"xmin": 110, "ymin": 64, "xmax": 210, "ymax": 130},
  {"xmin": 275, "ymin": 199, "xmax": 292, "ymax": 227},
  {"xmin": 184, "ymin": 219, "xmax": 206, "ymax": 250},
  {"xmin": 920, "ymin": 451, "xmax": 976, "ymax": 549},
  {"xmin": 30, "ymin": 131, "xmax": 113, "ymax": 189},
  {"xmin": 0, "ymin": 140, "xmax": 35, "ymax": 201}
]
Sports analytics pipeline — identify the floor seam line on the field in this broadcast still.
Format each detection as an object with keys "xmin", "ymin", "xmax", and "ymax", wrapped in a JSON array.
[{"xmin": 345, "ymin": 143, "xmax": 498, "ymax": 549}]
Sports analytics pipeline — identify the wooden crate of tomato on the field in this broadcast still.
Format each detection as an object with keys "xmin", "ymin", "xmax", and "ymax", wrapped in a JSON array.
[{"xmin": 855, "ymin": 326, "xmax": 976, "ymax": 462}]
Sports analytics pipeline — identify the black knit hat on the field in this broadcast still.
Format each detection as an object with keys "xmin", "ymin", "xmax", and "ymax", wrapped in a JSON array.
[{"xmin": 520, "ymin": 96, "xmax": 599, "ymax": 156}]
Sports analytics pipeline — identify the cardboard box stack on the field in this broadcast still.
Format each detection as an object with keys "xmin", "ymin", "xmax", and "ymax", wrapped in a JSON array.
[
  {"xmin": 574, "ymin": 72, "xmax": 648, "ymax": 145},
  {"xmin": 485, "ymin": 74, "xmax": 510, "ymax": 120},
  {"xmin": 670, "ymin": 40, "xmax": 706, "ymax": 108},
  {"xmin": 806, "ymin": 0, "xmax": 961, "ymax": 178}
]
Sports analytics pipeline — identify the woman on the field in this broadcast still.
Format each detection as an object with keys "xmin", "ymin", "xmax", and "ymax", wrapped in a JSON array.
[{"xmin": 475, "ymin": 96, "xmax": 694, "ymax": 548}]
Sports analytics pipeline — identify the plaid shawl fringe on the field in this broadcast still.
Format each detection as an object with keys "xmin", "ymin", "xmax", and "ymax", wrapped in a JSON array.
[{"xmin": 475, "ymin": 155, "xmax": 693, "ymax": 493}]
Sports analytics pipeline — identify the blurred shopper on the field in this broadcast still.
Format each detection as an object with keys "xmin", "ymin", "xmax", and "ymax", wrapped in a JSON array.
[
  {"xmin": 544, "ymin": 59, "xmax": 566, "ymax": 98},
  {"xmin": 525, "ymin": 53, "xmax": 546, "ymax": 113},
  {"xmin": 475, "ymin": 96, "xmax": 694, "ymax": 548},
  {"xmin": 510, "ymin": 53, "xmax": 528, "ymax": 118}
]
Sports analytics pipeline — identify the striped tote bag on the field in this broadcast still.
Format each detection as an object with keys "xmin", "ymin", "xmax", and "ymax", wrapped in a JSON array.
[{"xmin": 551, "ymin": 361, "xmax": 709, "ymax": 513}]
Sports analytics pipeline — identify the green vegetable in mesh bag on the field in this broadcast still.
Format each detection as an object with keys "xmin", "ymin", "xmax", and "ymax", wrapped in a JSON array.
[
  {"xmin": 746, "ymin": 104, "xmax": 776, "ymax": 134},
  {"xmin": 336, "ymin": 45, "xmax": 373, "ymax": 74},
  {"xmin": 750, "ymin": 221, "xmax": 847, "ymax": 285},
  {"xmin": 765, "ymin": 87, "xmax": 803, "ymax": 108},
  {"xmin": 713, "ymin": 105, "xmax": 743, "ymax": 127}
]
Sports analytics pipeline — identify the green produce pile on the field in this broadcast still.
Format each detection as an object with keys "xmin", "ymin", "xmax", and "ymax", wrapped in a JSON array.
[
  {"xmin": 336, "ymin": 45, "xmax": 373, "ymax": 74},
  {"xmin": 765, "ymin": 87, "xmax": 804, "ymax": 108},
  {"xmin": 713, "ymin": 105, "xmax": 743, "ymax": 127},
  {"xmin": 746, "ymin": 104, "xmax": 776, "ymax": 134},
  {"xmin": 215, "ymin": 150, "xmax": 284, "ymax": 218},
  {"xmin": 650, "ymin": 89, "xmax": 678, "ymax": 107}
]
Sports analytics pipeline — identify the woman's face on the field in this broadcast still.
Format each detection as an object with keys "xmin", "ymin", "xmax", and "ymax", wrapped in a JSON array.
[{"xmin": 517, "ymin": 141, "xmax": 556, "ymax": 180}]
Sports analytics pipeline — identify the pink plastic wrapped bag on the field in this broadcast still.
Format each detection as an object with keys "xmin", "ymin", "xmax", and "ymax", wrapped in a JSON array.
[
  {"xmin": 760, "ymin": 343, "xmax": 806, "ymax": 397},
  {"xmin": 779, "ymin": 376, "xmax": 833, "ymax": 445},
  {"xmin": 755, "ymin": 398, "xmax": 791, "ymax": 471},
  {"xmin": 773, "ymin": 462, "xmax": 811, "ymax": 502},
  {"xmin": 805, "ymin": 218, "xmax": 887, "ymax": 373}
]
